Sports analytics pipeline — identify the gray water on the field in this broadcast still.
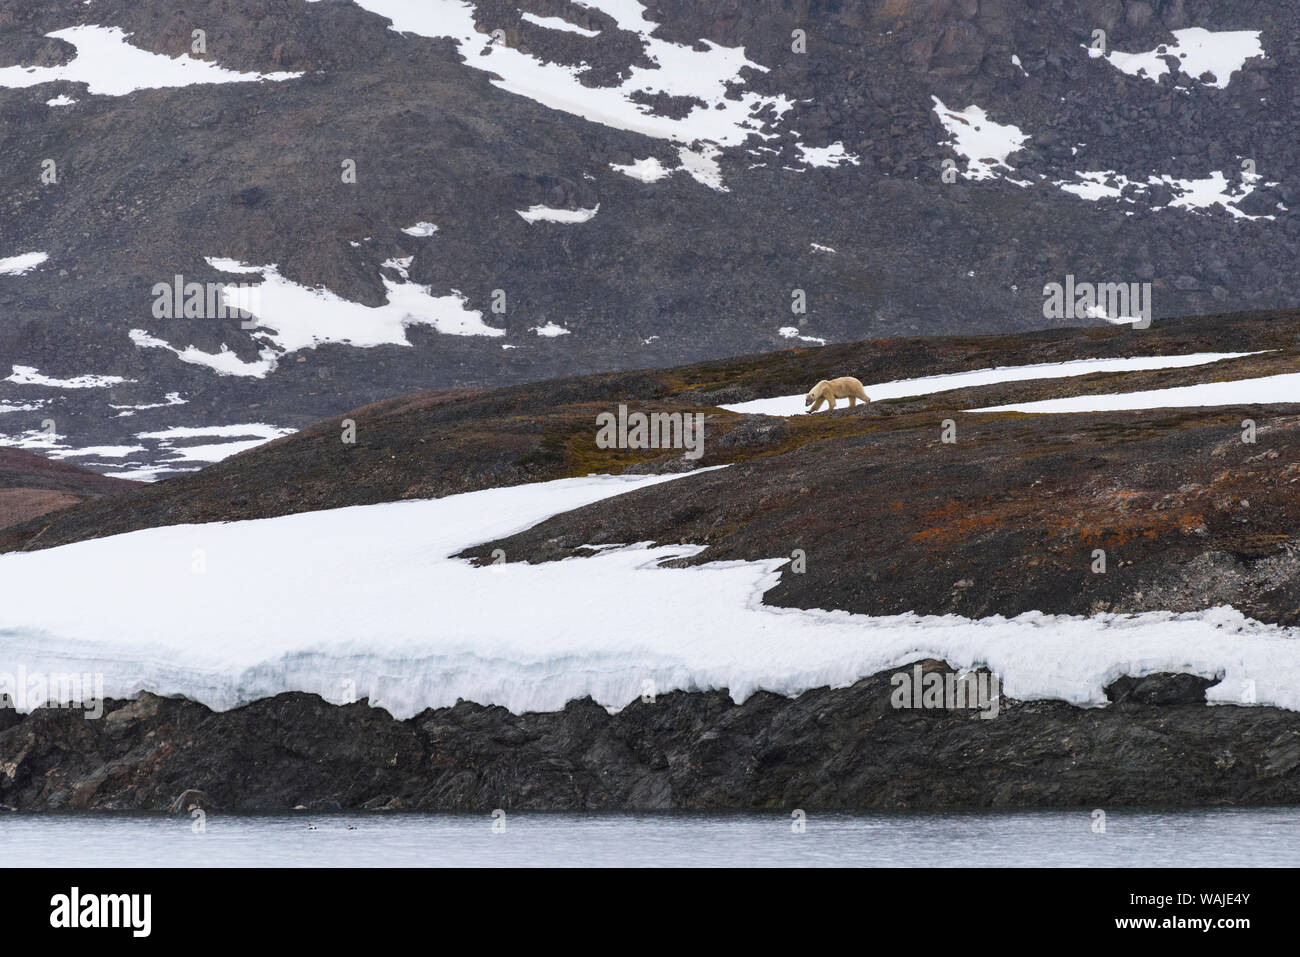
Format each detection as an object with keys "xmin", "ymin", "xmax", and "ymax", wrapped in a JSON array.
[{"xmin": 4, "ymin": 807, "xmax": 1298, "ymax": 866}]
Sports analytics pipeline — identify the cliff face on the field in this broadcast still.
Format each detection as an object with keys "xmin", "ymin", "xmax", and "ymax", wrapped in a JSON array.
[
  {"xmin": 4, "ymin": 666, "xmax": 1299, "ymax": 812},
  {"xmin": 3, "ymin": 1, "xmax": 1300, "ymax": 475}
]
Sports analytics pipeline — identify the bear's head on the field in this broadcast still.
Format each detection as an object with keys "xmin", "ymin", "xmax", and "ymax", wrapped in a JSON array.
[{"xmin": 805, "ymin": 381, "xmax": 830, "ymax": 407}]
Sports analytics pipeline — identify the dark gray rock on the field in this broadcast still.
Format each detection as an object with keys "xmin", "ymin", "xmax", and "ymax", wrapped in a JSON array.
[
  {"xmin": 716, "ymin": 415, "xmax": 790, "ymax": 449},
  {"xmin": 1105, "ymin": 673, "xmax": 1220, "ymax": 707},
  {"xmin": 4, "ymin": 667, "xmax": 1300, "ymax": 812}
]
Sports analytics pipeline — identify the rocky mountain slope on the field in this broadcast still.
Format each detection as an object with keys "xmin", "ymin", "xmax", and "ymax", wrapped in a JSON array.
[
  {"xmin": 3, "ymin": 1, "xmax": 1300, "ymax": 476},
  {"xmin": 0, "ymin": 446, "xmax": 132, "ymax": 530}
]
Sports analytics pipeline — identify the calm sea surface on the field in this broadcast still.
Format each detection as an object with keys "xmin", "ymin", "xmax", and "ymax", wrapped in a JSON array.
[{"xmin": 4, "ymin": 807, "xmax": 1298, "ymax": 866}]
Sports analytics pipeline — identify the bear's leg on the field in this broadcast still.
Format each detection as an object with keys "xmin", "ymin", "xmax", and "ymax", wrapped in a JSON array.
[
  {"xmin": 827, "ymin": 397, "xmax": 836, "ymax": 411},
  {"xmin": 849, "ymin": 396, "xmax": 857, "ymax": 407}
]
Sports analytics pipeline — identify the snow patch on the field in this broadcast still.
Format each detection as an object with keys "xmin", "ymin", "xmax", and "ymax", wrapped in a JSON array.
[
  {"xmin": 721, "ymin": 353, "xmax": 1263, "ymax": 416},
  {"xmin": 1087, "ymin": 27, "xmax": 1264, "ymax": 89},
  {"xmin": 1056, "ymin": 168, "xmax": 1280, "ymax": 220},
  {"xmin": 778, "ymin": 327, "xmax": 826, "ymax": 345},
  {"xmin": 521, "ymin": 12, "xmax": 600, "ymax": 37},
  {"xmin": 932, "ymin": 97, "xmax": 1030, "ymax": 182},
  {"xmin": 0, "ymin": 25, "xmax": 301, "ymax": 96},
  {"xmin": 328, "ymin": 0, "xmax": 791, "ymax": 149},
  {"xmin": 797, "ymin": 141, "xmax": 860, "ymax": 168},
  {"xmin": 971, "ymin": 371, "xmax": 1300, "ymax": 414},
  {"xmin": 516, "ymin": 204, "xmax": 599, "ymax": 224},
  {"xmin": 0, "ymin": 252, "xmax": 49, "ymax": 276},
  {"xmin": 129, "ymin": 330, "xmax": 277, "ymax": 379},
  {"xmin": 5, "ymin": 365, "xmax": 132, "ymax": 389},
  {"xmin": 610, "ymin": 157, "xmax": 671, "ymax": 182}
]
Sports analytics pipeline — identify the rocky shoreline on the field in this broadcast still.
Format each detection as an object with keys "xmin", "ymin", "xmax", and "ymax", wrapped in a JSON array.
[{"xmin": 3, "ymin": 662, "xmax": 1299, "ymax": 812}]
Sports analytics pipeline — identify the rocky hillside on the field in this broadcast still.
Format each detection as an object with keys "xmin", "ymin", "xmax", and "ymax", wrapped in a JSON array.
[
  {"xmin": 4, "ymin": 307, "xmax": 1298, "ymax": 625},
  {"xmin": 0, "ymin": 447, "xmax": 132, "ymax": 530},
  {"xmin": 2, "ymin": 1, "xmax": 1300, "ymax": 475}
]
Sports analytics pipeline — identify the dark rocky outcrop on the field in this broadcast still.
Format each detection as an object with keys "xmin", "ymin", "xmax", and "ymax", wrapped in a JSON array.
[
  {"xmin": 1105, "ymin": 672, "xmax": 1220, "ymax": 707},
  {"xmin": 3, "ymin": 664, "xmax": 1299, "ymax": 812}
]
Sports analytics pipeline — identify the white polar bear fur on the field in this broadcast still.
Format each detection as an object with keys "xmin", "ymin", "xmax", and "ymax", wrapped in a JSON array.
[{"xmin": 805, "ymin": 376, "xmax": 870, "ymax": 413}]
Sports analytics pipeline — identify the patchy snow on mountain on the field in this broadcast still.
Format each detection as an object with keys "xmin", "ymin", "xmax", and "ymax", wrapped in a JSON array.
[
  {"xmin": 778, "ymin": 326, "xmax": 826, "ymax": 345},
  {"xmin": 0, "ymin": 417, "xmax": 292, "ymax": 476},
  {"xmin": 5, "ymin": 365, "xmax": 132, "ymax": 389},
  {"xmin": 0, "ymin": 25, "xmax": 302, "ymax": 96},
  {"xmin": 47, "ymin": 445, "xmax": 145, "ymax": 460},
  {"xmin": 1156, "ymin": 170, "xmax": 1278, "ymax": 219},
  {"xmin": 933, "ymin": 85, "xmax": 1279, "ymax": 218},
  {"xmin": 971, "ymin": 371, "xmax": 1300, "ymax": 414},
  {"xmin": 1056, "ymin": 168, "xmax": 1280, "ymax": 220},
  {"xmin": 0, "ymin": 252, "xmax": 49, "ymax": 276},
  {"xmin": 110, "ymin": 392, "xmax": 188, "ymax": 416},
  {"xmin": 381, "ymin": 256, "xmax": 414, "ymax": 279},
  {"xmin": 0, "ymin": 401, "xmax": 46, "ymax": 414},
  {"xmin": 100, "ymin": 464, "xmax": 199, "ymax": 482},
  {"xmin": 530, "ymin": 321, "xmax": 571, "ymax": 337},
  {"xmin": 193, "ymin": 257, "xmax": 507, "ymax": 361},
  {"xmin": 676, "ymin": 144, "xmax": 727, "ymax": 191},
  {"xmin": 0, "ymin": 429, "xmax": 60, "ymax": 453},
  {"xmin": 932, "ymin": 98, "xmax": 1030, "ymax": 182},
  {"xmin": 132, "ymin": 423, "xmax": 296, "ymax": 466},
  {"xmin": 516, "ymin": 204, "xmax": 600, "ymax": 224},
  {"xmin": 135, "ymin": 258, "xmax": 460, "ymax": 379},
  {"xmin": 401, "ymin": 222, "xmax": 438, "ymax": 237},
  {"xmin": 796, "ymin": 141, "xmax": 860, "ymax": 168},
  {"xmin": 0, "ymin": 471, "xmax": 1296, "ymax": 717},
  {"xmin": 521, "ymin": 12, "xmax": 601, "ymax": 37},
  {"xmin": 1087, "ymin": 27, "xmax": 1264, "ymax": 90},
  {"xmin": 317, "ymin": 0, "xmax": 808, "ymax": 182},
  {"xmin": 610, "ymin": 157, "xmax": 671, "ymax": 182},
  {"xmin": 721, "ymin": 353, "xmax": 1262, "ymax": 416},
  {"xmin": 1056, "ymin": 170, "xmax": 1134, "ymax": 202},
  {"xmin": 129, "ymin": 330, "xmax": 278, "ymax": 379}
]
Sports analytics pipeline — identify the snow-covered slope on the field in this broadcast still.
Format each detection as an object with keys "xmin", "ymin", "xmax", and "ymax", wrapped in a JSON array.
[{"xmin": 1, "ymin": 471, "xmax": 1295, "ymax": 718}]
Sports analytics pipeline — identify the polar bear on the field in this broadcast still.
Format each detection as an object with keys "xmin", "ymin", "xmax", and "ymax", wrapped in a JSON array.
[{"xmin": 805, "ymin": 376, "xmax": 870, "ymax": 413}]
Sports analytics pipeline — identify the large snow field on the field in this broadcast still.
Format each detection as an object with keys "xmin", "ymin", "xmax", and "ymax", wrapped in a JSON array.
[
  {"xmin": 720, "ymin": 353, "xmax": 1263, "ymax": 416},
  {"xmin": 0, "ymin": 471, "xmax": 1296, "ymax": 718}
]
